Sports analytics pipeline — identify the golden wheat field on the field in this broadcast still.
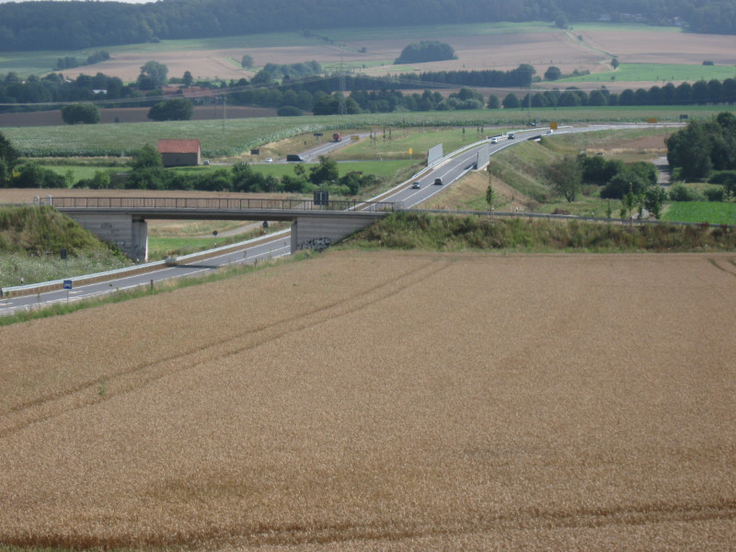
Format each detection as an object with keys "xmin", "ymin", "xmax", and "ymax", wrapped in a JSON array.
[{"xmin": 1, "ymin": 250, "xmax": 735, "ymax": 550}]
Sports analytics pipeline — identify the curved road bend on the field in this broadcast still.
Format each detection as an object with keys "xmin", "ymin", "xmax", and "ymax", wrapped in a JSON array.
[{"xmin": 0, "ymin": 123, "xmax": 675, "ymax": 316}]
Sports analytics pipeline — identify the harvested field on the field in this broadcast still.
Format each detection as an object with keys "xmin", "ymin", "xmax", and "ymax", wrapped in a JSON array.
[
  {"xmin": 578, "ymin": 28, "xmax": 736, "ymax": 66},
  {"xmin": 0, "ymin": 250, "xmax": 735, "ymax": 550}
]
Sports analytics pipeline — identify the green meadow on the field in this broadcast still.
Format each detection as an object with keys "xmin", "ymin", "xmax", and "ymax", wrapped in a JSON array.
[
  {"xmin": 557, "ymin": 63, "xmax": 736, "ymax": 85},
  {"xmin": 4, "ymin": 105, "xmax": 730, "ymax": 159},
  {"xmin": 663, "ymin": 202, "xmax": 736, "ymax": 225}
]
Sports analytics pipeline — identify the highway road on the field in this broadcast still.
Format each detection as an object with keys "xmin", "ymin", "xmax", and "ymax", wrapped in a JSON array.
[
  {"xmin": 0, "ymin": 233, "xmax": 292, "ymax": 316},
  {"xmin": 0, "ymin": 123, "xmax": 676, "ymax": 316}
]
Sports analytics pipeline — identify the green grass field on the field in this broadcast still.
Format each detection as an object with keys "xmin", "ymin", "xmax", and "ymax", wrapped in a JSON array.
[
  {"xmin": 331, "ymin": 127, "xmax": 493, "ymax": 160},
  {"xmin": 4, "ymin": 105, "xmax": 729, "ymax": 159},
  {"xmin": 39, "ymin": 159, "xmax": 417, "ymax": 184},
  {"xmin": 557, "ymin": 63, "xmax": 736, "ymax": 85},
  {"xmin": 573, "ymin": 22, "xmax": 682, "ymax": 33},
  {"xmin": 663, "ymin": 201, "xmax": 736, "ymax": 225},
  {"xmin": 147, "ymin": 236, "xmax": 224, "ymax": 259}
]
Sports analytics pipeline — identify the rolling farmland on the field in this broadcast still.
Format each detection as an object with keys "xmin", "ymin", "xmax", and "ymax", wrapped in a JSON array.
[{"xmin": 1, "ymin": 250, "xmax": 734, "ymax": 550}]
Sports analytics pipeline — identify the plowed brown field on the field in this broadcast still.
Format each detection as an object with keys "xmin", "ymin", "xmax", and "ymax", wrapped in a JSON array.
[{"xmin": 1, "ymin": 250, "xmax": 735, "ymax": 550}]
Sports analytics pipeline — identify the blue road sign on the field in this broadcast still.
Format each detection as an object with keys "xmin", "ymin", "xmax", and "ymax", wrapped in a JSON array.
[{"xmin": 63, "ymin": 280, "xmax": 73, "ymax": 290}]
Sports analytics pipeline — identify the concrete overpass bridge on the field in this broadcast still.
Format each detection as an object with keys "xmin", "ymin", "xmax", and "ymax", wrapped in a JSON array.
[{"xmin": 51, "ymin": 196, "xmax": 395, "ymax": 261}]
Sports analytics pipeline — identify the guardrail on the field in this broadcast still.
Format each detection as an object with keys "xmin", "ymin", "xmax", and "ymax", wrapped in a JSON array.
[
  {"xmin": 50, "ymin": 196, "xmax": 397, "ymax": 213},
  {"xmin": 0, "ymin": 228, "xmax": 291, "ymax": 299}
]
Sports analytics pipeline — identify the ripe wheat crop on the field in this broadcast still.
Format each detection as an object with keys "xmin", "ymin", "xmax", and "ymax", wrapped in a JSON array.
[{"xmin": 0, "ymin": 251, "xmax": 734, "ymax": 550}]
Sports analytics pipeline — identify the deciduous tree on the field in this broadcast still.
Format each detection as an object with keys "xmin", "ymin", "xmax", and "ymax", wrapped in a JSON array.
[
  {"xmin": 548, "ymin": 156, "xmax": 582, "ymax": 202},
  {"xmin": 60, "ymin": 102, "xmax": 100, "ymax": 124}
]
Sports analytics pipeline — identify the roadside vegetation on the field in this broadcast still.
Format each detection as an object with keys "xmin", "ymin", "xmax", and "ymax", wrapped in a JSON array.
[
  {"xmin": 0, "ymin": 205, "xmax": 131, "ymax": 287},
  {"xmin": 147, "ymin": 222, "xmax": 287, "ymax": 260},
  {"xmin": 434, "ymin": 122, "xmax": 736, "ymax": 225},
  {"xmin": 348, "ymin": 211, "xmax": 736, "ymax": 252}
]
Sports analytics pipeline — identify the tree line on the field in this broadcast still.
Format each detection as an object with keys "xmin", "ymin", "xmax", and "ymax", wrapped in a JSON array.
[
  {"xmin": 6, "ymin": 67, "xmax": 736, "ymax": 123},
  {"xmin": 0, "ymin": 134, "xmax": 380, "ymax": 197},
  {"xmin": 2, "ymin": 0, "xmax": 736, "ymax": 52},
  {"xmin": 666, "ymin": 111, "xmax": 736, "ymax": 200}
]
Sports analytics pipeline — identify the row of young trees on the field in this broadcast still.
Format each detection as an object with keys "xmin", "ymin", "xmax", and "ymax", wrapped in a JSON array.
[
  {"xmin": 547, "ymin": 154, "xmax": 667, "ymax": 217},
  {"xmin": 89, "ymin": 153, "xmax": 379, "ymax": 196},
  {"xmin": 496, "ymin": 79, "xmax": 736, "ymax": 110},
  {"xmin": 0, "ymin": 134, "xmax": 380, "ymax": 197}
]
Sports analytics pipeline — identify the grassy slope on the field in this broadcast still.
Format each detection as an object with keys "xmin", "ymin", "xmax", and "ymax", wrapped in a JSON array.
[
  {"xmin": 0, "ymin": 205, "xmax": 131, "ymax": 287},
  {"xmin": 347, "ymin": 211, "xmax": 736, "ymax": 252}
]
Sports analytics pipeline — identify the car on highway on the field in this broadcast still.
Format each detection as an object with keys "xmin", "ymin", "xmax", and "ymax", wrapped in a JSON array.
[
  {"xmin": 265, "ymin": 158, "xmax": 273, "ymax": 163},
  {"xmin": 434, "ymin": 177, "xmax": 443, "ymax": 185},
  {"xmin": 508, "ymin": 133, "xmax": 515, "ymax": 140},
  {"xmin": 411, "ymin": 181, "xmax": 421, "ymax": 189},
  {"xmin": 491, "ymin": 137, "xmax": 499, "ymax": 144}
]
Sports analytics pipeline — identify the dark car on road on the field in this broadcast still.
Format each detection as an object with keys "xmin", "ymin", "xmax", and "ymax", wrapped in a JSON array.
[{"xmin": 434, "ymin": 177, "xmax": 443, "ymax": 185}]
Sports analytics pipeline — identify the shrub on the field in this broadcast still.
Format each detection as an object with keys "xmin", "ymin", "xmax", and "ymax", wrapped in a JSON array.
[
  {"xmin": 668, "ymin": 184, "xmax": 705, "ymax": 202},
  {"xmin": 61, "ymin": 102, "xmax": 100, "ymax": 125},
  {"xmin": 395, "ymin": 41, "xmax": 456, "ymax": 64},
  {"xmin": 147, "ymin": 98, "xmax": 193, "ymax": 121},
  {"xmin": 704, "ymin": 186, "xmax": 725, "ymax": 202},
  {"xmin": 277, "ymin": 106, "xmax": 303, "ymax": 117},
  {"xmin": 544, "ymin": 66, "xmax": 562, "ymax": 81}
]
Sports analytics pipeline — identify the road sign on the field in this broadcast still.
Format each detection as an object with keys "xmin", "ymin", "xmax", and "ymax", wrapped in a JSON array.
[
  {"xmin": 409, "ymin": 148, "xmax": 413, "ymax": 155},
  {"xmin": 63, "ymin": 280, "xmax": 73, "ymax": 290},
  {"xmin": 351, "ymin": 135, "xmax": 360, "ymax": 141},
  {"xmin": 647, "ymin": 118, "xmax": 658, "ymax": 124},
  {"xmin": 550, "ymin": 121, "xmax": 558, "ymax": 130},
  {"xmin": 314, "ymin": 190, "xmax": 329, "ymax": 206}
]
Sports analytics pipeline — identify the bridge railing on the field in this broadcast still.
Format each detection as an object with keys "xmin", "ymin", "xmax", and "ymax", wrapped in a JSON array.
[{"xmin": 50, "ymin": 196, "xmax": 396, "ymax": 213}]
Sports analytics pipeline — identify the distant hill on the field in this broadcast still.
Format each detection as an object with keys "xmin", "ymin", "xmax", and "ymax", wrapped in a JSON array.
[{"xmin": 1, "ymin": 0, "xmax": 736, "ymax": 52}]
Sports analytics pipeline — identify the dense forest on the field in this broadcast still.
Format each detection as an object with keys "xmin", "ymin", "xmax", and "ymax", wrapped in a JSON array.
[{"xmin": 1, "ymin": 0, "xmax": 736, "ymax": 52}]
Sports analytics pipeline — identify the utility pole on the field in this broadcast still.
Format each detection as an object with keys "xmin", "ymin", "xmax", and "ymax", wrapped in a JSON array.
[
  {"xmin": 222, "ymin": 94, "xmax": 227, "ymax": 133},
  {"xmin": 338, "ymin": 52, "xmax": 347, "ymax": 116}
]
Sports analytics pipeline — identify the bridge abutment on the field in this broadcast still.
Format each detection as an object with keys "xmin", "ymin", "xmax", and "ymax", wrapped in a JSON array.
[
  {"xmin": 291, "ymin": 214, "xmax": 382, "ymax": 253},
  {"xmin": 68, "ymin": 212, "xmax": 149, "ymax": 261}
]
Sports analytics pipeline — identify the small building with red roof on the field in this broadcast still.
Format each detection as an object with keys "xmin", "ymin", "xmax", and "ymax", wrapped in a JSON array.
[{"xmin": 157, "ymin": 139, "xmax": 201, "ymax": 167}]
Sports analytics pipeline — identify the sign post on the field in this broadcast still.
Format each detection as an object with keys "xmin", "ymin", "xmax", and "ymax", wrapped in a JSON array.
[
  {"xmin": 314, "ymin": 190, "xmax": 329, "ymax": 207},
  {"xmin": 63, "ymin": 279, "xmax": 72, "ymax": 302}
]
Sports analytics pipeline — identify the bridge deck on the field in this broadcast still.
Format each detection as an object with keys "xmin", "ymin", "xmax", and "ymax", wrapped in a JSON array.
[{"xmin": 51, "ymin": 196, "xmax": 396, "ymax": 216}]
